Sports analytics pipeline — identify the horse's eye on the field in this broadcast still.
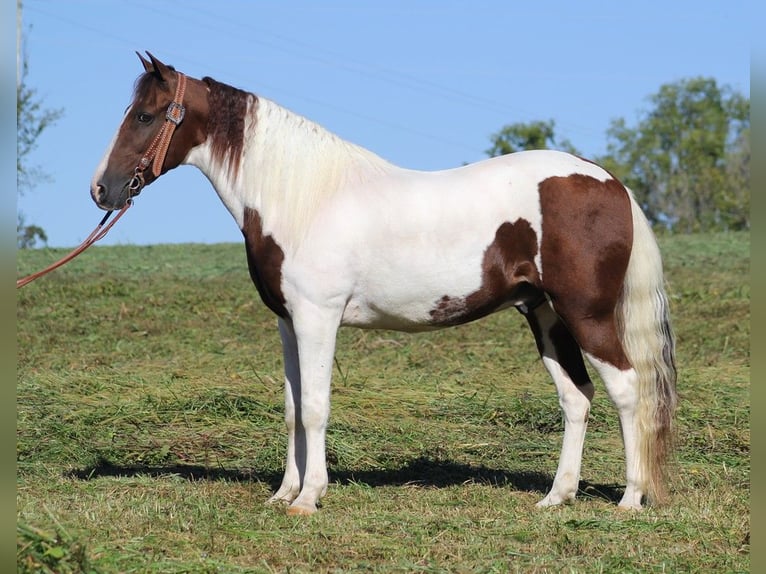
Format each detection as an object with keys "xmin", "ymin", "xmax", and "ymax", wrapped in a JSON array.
[{"xmin": 137, "ymin": 112, "xmax": 154, "ymax": 124}]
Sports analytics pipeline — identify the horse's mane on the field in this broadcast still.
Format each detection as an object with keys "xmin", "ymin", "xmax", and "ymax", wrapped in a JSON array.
[
  {"xmin": 202, "ymin": 76, "xmax": 253, "ymax": 181},
  {"xmin": 135, "ymin": 71, "xmax": 393, "ymax": 248},
  {"xmin": 240, "ymin": 95, "xmax": 393, "ymax": 248}
]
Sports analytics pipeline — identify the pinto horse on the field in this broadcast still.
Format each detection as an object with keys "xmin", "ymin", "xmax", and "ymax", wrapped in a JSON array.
[{"xmin": 91, "ymin": 52, "xmax": 677, "ymax": 516}]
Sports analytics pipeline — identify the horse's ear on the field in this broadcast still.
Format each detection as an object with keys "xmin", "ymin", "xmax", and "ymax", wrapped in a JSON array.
[
  {"xmin": 142, "ymin": 51, "xmax": 173, "ymax": 81},
  {"xmin": 136, "ymin": 51, "xmax": 153, "ymax": 73}
]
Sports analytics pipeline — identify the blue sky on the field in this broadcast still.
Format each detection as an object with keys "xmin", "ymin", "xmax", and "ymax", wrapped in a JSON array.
[{"xmin": 18, "ymin": 0, "xmax": 750, "ymax": 247}]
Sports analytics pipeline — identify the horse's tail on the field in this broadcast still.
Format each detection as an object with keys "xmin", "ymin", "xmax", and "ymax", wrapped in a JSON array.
[{"xmin": 615, "ymin": 191, "xmax": 678, "ymax": 505}]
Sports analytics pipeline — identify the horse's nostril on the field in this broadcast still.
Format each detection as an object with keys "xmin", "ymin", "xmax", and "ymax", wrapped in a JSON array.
[{"xmin": 96, "ymin": 184, "xmax": 106, "ymax": 200}]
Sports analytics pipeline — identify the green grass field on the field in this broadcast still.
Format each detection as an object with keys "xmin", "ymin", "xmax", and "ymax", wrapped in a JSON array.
[{"xmin": 17, "ymin": 232, "xmax": 749, "ymax": 573}]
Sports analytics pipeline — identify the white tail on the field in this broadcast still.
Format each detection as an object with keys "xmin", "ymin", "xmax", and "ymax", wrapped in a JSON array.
[{"xmin": 616, "ymin": 192, "xmax": 678, "ymax": 504}]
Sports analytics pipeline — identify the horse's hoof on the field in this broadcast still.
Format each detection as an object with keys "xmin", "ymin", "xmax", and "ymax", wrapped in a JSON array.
[
  {"xmin": 286, "ymin": 502, "xmax": 317, "ymax": 516},
  {"xmin": 535, "ymin": 494, "xmax": 571, "ymax": 508},
  {"xmin": 617, "ymin": 492, "xmax": 643, "ymax": 510},
  {"xmin": 617, "ymin": 503, "xmax": 642, "ymax": 511}
]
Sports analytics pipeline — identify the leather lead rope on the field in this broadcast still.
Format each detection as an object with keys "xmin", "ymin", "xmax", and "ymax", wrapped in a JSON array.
[{"xmin": 16, "ymin": 200, "xmax": 133, "ymax": 288}]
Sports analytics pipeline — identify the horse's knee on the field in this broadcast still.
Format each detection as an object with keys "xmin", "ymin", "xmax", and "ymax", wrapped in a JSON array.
[{"xmin": 299, "ymin": 407, "xmax": 328, "ymax": 432}]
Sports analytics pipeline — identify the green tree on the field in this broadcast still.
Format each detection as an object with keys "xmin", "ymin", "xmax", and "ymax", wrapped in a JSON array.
[
  {"xmin": 17, "ymin": 0, "xmax": 63, "ymax": 248},
  {"xmin": 599, "ymin": 77, "xmax": 749, "ymax": 232},
  {"xmin": 485, "ymin": 119, "xmax": 579, "ymax": 157}
]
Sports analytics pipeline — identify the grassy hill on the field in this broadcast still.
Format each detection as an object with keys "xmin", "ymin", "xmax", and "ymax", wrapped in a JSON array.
[{"xmin": 17, "ymin": 232, "xmax": 749, "ymax": 573}]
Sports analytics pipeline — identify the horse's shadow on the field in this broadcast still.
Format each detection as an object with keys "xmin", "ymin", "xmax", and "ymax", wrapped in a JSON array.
[{"xmin": 67, "ymin": 456, "xmax": 624, "ymax": 504}]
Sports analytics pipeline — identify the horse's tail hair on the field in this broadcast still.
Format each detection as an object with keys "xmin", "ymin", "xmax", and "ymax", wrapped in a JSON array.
[{"xmin": 615, "ymin": 191, "xmax": 678, "ymax": 505}]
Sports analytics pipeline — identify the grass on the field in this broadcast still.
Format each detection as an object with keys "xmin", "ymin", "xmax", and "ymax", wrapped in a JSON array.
[{"xmin": 17, "ymin": 232, "xmax": 749, "ymax": 573}]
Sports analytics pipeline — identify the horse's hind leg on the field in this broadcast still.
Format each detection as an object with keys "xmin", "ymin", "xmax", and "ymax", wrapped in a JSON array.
[
  {"xmin": 582, "ymin": 351, "xmax": 643, "ymax": 509},
  {"xmin": 551, "ymin": 304, "xmax": 644, "ymax": 509},
  {"xmin": 521, "ymin": 301, "xmax": 594, "ymax": 507}
]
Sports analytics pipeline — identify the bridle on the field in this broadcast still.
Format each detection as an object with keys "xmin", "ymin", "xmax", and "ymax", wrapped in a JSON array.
[
  {"xmin": 127, "ymin": 72, "xmax": 187, "ymax": 196},
  {"xmin": 17, "ymin": 73, "xmax": 188, "ymax": 289}
]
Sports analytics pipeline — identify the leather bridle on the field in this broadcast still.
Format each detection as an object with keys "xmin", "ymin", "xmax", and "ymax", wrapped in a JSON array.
[{"xmin": 127, "ymin": 72, "xmax": 187, "ymax": 196}]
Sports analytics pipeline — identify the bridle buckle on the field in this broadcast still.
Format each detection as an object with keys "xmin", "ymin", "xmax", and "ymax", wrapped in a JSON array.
[{"xmin": 166, "ymin": 102, "xmax": 186, "ymax": 125}]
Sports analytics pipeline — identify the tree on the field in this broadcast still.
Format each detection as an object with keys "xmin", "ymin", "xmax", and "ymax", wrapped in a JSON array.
[
  {"xmin": 485, "ymin": 119, "xmax": 579, "ymax": 157},
  {"xmin": 599, "ymin": 77, "xmax": 749, "ymax": 232},
  {"xmin": 17, "ymin": 0, "xmax": 63, "ymax": 248}
]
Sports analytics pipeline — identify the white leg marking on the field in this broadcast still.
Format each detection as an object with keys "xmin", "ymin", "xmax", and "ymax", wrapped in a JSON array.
[
  {"xmin": 585, "ymin": 353, "xmax": 643, "ymax": 509},
  {"xmin": 536, "ymin": 355, "xmax": 594, "ymax": 507},
  {"xmin": 267, "ymin": 318, "xmax": 303, "ymax": 505},
  {"xmin": 284, "ymin": 304, "xmax": 340, "ymax": 515},
  {"xmin": 533, "ymin": 307, "xmax": 593, "ymax": 508}
]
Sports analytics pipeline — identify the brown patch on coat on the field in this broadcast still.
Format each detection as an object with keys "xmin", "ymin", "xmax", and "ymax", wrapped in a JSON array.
[
  {"xmin": 429, "ymin": 218, "xmax": 544, "ymax": 326},
  {"xmin": 538, "ymin": 174, "xmax": 633, "ymax": 369},
  {"xmin": 202, "ymin": 77, "xmax": 254, "ymax": 180},
  {"xmin": 241, "ymin": 208, "xmax": 288, "ymax": 318}
]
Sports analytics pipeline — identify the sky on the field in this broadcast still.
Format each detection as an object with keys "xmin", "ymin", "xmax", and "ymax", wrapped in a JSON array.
[{"xmin": 17, "ymin": 0, "xmax": 750, "ymax": 248}]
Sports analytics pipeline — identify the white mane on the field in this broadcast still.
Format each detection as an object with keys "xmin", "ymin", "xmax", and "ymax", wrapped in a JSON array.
[{"xmin": 239, "ymin": 97, "xmax": 394, "ymax": 248}]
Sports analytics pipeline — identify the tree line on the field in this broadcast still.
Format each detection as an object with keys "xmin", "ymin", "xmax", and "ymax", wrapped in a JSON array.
[{"xmin": 486, "ymin": 77, "xmax": 749, "ymax": 233}]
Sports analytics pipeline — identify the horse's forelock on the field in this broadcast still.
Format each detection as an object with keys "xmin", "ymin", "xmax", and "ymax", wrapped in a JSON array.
[
  {"xmin": 132, "ymin": 71, "xmax": 168, "ymax": 105},
  {"xmin": 131, "ymin": 64, "xmax": 178, "ymax": 104}
]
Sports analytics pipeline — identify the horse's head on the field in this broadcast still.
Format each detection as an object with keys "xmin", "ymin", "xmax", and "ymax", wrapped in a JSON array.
[{"xmin": 90, "ymin": 52, "xmax": 208, "ymax": 210}]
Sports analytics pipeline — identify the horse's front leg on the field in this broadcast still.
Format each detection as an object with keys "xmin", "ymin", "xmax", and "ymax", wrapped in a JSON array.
[
  {"xmin": 267, "ymin": 318, "xmax": 303, "ymax": 506},
  {"xmin": 284, "ymin": 304, "xmax": 340, "ymax": 516}
]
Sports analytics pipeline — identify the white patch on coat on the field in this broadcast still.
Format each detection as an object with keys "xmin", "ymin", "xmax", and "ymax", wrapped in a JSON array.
[
  {"xmin": 181, "ymin": 96, "xmax": 615, "ymax": 330},
  {"xmin": 90, "ymin": 107, "xmax": 131, "ymax": 193}
]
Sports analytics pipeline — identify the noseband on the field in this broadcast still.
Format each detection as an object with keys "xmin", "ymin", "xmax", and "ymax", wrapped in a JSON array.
[{"xmin": 127, "ymin": 72, "xmax": 187, "ymax": 195}]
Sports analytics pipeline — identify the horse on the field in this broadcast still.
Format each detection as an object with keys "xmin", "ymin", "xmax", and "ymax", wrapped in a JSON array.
[{"xmin": 91, "ymin": 52, "xmax": 677, "ymax": 516}]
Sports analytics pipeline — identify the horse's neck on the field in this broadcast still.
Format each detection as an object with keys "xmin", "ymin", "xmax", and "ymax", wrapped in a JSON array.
[{"xmin": 190, "ymin": 97, "xmax": 394, "ymax": 247}]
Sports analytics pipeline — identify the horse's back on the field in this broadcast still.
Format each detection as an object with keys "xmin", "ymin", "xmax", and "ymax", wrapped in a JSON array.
[
  {"xmin": 436, "ymin": 149, "xmax": 613, "ymax": 188},
  {"xmin": 309, "ymin": 150, "xmax": 633, "ymax": 331}
]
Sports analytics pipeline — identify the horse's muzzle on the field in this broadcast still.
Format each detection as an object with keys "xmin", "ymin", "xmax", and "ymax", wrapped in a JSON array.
[{"xmin": 90, "ymin": 180, "xmax": 132, "ymax": 211}]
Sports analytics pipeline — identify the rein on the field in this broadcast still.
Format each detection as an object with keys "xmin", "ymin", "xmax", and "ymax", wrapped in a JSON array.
[
  {"xmin": 18, "ymin": 72, "xmax": 189, "ymax": 289},
  {"xmin": 16, "ymin": 201, "xmax": 133, "ymax": 288}
]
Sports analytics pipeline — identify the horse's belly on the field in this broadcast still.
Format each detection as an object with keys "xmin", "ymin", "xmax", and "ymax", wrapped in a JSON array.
[
  {"xmin": 340, "ymin": 296, "xmax": 516, "ymax": 332},
  {"xmin": 340, "ymin": 300, "xmax": 439, "ymax": 331},
  {"xmin": 339, "ymin": 250, "xmax": 498, "ymax": 331}
]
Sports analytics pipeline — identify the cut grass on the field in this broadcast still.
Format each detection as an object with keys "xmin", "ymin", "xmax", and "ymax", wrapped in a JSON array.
[{"xmin": 17, "ymin": 232, "xmax": 749, "ymax": 572}]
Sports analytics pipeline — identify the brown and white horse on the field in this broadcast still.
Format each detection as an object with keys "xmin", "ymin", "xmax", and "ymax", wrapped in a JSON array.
[{"xmin": 91, "ymin": 52, "xmax": 677, "ymax": 516}]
